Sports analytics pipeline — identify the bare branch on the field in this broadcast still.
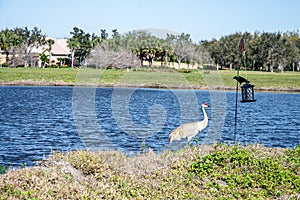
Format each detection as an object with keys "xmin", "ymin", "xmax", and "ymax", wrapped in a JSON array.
[{"xmin": 86, "ymin": 43, "xmax": 139, "ymax": 69}]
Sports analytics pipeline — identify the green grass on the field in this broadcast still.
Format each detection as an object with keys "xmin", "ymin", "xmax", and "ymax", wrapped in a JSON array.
[
  {"xmin": 0, "ymin": 144, "xmax": 299, "ymax": 199},
  {"xmin": 219, "ymin": 70, "xmax": 300, "ymax": 89},
  {"xmin": 0, "ymin": 68, "xmax": 79, "ymax": 83},
  {"xmin": 0, "ymin": 67, "xmax": 300, "ymax": 90}
]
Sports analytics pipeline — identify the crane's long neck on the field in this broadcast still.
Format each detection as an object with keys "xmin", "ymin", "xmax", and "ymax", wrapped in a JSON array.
[
  {"xmin": 202, "ymin": 106, "xmax": 208, "ymax": 121},
  {"xmin": 196, "ymin": 106, "xmax": 208, "ymax": 131}
]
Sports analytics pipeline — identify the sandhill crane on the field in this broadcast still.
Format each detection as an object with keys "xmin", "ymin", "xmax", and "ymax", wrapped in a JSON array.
[{"xmin": 169, "ymin": 102, "xmax": 209, "ymax": 143}]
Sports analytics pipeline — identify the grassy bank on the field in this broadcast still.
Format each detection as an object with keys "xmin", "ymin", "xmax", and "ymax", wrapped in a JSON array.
[
  {"xmin": 0, "ymin": 144, "xmax": 299, "ymax": 199},
  {"xmin": 0, "ymin": 68, "xmax": 300, "ymax": 91}
]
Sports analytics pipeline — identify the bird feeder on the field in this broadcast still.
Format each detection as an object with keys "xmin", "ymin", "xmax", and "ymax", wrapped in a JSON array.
[{"xmin": 240, "ymin": 82, "xmax": 256, "ymax": 103}]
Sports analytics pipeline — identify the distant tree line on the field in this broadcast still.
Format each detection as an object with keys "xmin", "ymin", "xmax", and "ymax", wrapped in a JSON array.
[
  {"xmin": 1, "ymin": 26, "xmax": 300, "ymax": 71},
  {"xmin": 67, "ymin": 27, "xmax": 208, "ymax": 69},
  {"xmin": 201, "ymin": 31, "xmax": 300, "ymax": 72}
]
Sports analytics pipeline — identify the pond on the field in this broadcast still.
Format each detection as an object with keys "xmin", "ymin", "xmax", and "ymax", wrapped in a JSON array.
[{"xmin": 0, "ymin": 86, "xmax": 299, "ymax": 166}]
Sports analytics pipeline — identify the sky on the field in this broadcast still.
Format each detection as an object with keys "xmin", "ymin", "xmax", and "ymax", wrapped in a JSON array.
[{"xmin": 0, "ymin": 0, "xmax": 299, "ymax": 42}]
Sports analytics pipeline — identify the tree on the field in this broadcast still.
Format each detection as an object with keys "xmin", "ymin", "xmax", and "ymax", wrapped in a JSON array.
[
  {"xmin": 122, "ymin": 30, "xmax": 162, "ymax": 66},
  {"xmin": 0, "ymin": 28, "xmax": 23, "ymax": 66},
  {"xmin": 68, "ymin": 27, "xmax": 92, "ymax": 67},
  {"xmin": 201, "ymin": 38, "xmax": 222, "ymax": 67},
  {"xmin": 39, "ymin": 52, "xmax": 49, "ymax": 67},
  {"xmin": 194, "ymin": 42, "xmax": 213, "ymax": 67},
  {"xmin": 100, "ymin": 29, "xmax": 108, "ymax": 40},
  {"xmin": 87, "ymin": 42, "xmax": 138, "ymax": 69},
  {"xmin": 47, "ymin": 39, "xmax": 55, "ymax": 67},
  {"xmin": 109, "ymin": 29, "xmax": 121, "ymax": 51},
  {"xmin": 247, "ymin": 31, "xmax": 260, "ymax": 70},
  {"xmin": 8, "ymin": 27, "xmax": 46, "ymax": 67},
  {"xmin": 284, "ymin": 31, "xmax": 300, "ymax": 71},
  {"xmin": 23, "ymin": 27, "xmax": 46, "ymax": 67},
  {"xmin": 0, "ymin": 30, "xmax": 11, "ymax": 64},
  {"xmin": 67, "ymin": 37, "xmax": 80, "ymax": 68},
  {"xmin": 155, "ymin": 38, "xmax": 172, "ymax": 67},
  {"xmin": 91, "ymin": 33, "xmax": 101, "ymax": 48},
  {"xmin": 167, "ymin": 33, "xmax": 196, "ymax": 68}
]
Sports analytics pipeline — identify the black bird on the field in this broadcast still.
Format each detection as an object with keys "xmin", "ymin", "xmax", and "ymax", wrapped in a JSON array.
[{"xmin": 233, "ymin": 76, "xmax": 249, "ymax": 85}]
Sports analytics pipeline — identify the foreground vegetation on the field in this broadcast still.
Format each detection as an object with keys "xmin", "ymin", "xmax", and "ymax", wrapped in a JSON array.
[
  {"xmin": 1, "ymin": 67, "xmax": 300, "ymax": 91},
  {"xmin": 0, "ymin": 144, "xmax": 299, "ymax": 199}
]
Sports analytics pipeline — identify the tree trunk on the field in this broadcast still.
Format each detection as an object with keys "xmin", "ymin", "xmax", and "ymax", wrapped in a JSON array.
[
  {"xmin": 71, "ymin": 50, "xmax": 75, "ymax": 68},
  {"xmin": 49, "ymin": 48, "xmax": 52, "ymax": 67},
  {"xmin": 279, "ymin": 65, "xmax": 284, "ymax": 73},
  {"xmin": 148, "ymin": 55, "xmax": 153, "ymax": 67},
  {"xmin": 5, "ymin": 51, "xmax": 9, "ymax": 64},
  {"xmin": 270, "ymin": 65, "xmax": 273, "ymax": 73},
  {"xmin": 177, "ymin": 57, "xmax": 182, "ymax": 69},
  {"xmin": 12, "ymin": 49, "xmax": 15, "ymax": 67},
  {"xmin": 165, "ymin": 52, "xmax": 168, "ymax": 68},
  {"xmin": 293, "ymin": 62, "xmax": 295, "ymax": 72}
]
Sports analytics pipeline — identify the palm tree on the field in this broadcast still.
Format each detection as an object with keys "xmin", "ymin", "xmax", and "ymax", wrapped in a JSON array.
[
  {"xmin": 109, "ymin": 29, "xmax": 121, "ymax": 51},
  {"xmin": 100, "ymin": 29, "xmax": 108, "ymax": 40},
  {"xmin": 67, "ymin": 37, "xmax": 80, "ymax": 68},
  {"xmin": 47, "ymin": 39, "xmax": 55, "ymax": 67},
  {"xmin": 91, "ymin": 33, "xmax": 101, "ymax": 48}
]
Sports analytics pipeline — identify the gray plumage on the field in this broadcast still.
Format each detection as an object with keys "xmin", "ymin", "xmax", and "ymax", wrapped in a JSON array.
[{"xmin": 169, "ymin": 102, "xmax": 209, "ymax": 143}]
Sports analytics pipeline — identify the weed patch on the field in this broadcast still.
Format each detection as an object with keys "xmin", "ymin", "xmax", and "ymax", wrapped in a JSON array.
[
  {"xmin": 189, "ymin": 145, "xmax": 300, "ymax": 198},
  {"xmin": 0, "ymin": 144, "xmax": 299, "ymax": 199}
]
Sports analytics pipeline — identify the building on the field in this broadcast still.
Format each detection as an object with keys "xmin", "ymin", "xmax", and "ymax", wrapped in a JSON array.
[
  {"xmin": 0, "ymin": 38, "xmax": 71, "ymax": 67},
  {"xmin": 49, "ymin": 39, "xmax": 71, "ymax": 65}
]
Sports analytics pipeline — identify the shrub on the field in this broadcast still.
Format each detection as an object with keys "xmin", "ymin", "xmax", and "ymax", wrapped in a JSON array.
[
  {"xmin": 178, "ymin": 69, "xmax": 192, "ymax": 73},
  {"xmin": 1, "ymin": 63, "xmax": 9, "ymax": 67},
  {"xmin": 0, "ymin": 165, "xmax": 7, "ymax": 174}
]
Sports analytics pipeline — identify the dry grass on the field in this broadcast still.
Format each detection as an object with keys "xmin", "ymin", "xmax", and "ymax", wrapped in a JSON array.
[{"xmin": 0, "ymin": 144, "xmax": 299, "ymax": 199}]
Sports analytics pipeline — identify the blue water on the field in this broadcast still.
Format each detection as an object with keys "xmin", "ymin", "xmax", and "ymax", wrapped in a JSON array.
[{"xmin": 0, "ymin": 86, "xmax": 299, "ymax": 166}]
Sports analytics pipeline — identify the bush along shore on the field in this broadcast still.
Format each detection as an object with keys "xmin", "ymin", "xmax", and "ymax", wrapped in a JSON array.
[{"xmin": 0, "ymin": 144, "xmax": 299, "ymax": 199}]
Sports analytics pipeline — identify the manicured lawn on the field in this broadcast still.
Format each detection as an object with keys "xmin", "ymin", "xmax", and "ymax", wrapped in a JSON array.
[
  {"xmin": 0, "ymin": 67, "xmax": 300, "ymax": 90},
  {"xmin": 218, "ymin": 70, "xmax": 300, "ymax": 89},
  {"xmin": 0, "ymin": 68, "xmax": 80, "ymax": 83}
]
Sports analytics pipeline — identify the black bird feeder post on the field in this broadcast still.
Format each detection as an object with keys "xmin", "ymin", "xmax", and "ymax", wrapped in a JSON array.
[{"xmin": 233, "ymin": 35, "xmax": 256, "ymax": 144}]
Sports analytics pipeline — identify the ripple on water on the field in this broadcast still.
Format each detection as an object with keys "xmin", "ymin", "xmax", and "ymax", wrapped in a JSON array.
[{"xmin": 0, "ymin": 86, "xmax": 299, "ymax": 166}]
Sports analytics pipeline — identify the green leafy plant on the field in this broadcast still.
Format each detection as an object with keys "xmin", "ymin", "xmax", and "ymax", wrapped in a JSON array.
[
  {"xmin": 189, "ymin": 145, "xmax": 300, "ymax": 198},
  {"xmin": 0, "ymin": 165, "xmax": 7, "ymax": 174}
]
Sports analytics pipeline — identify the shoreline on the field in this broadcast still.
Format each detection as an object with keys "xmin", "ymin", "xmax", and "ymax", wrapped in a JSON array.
[{"xmin": 1, "ymin": 80, "xmax": 300, "ymax": 92}]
